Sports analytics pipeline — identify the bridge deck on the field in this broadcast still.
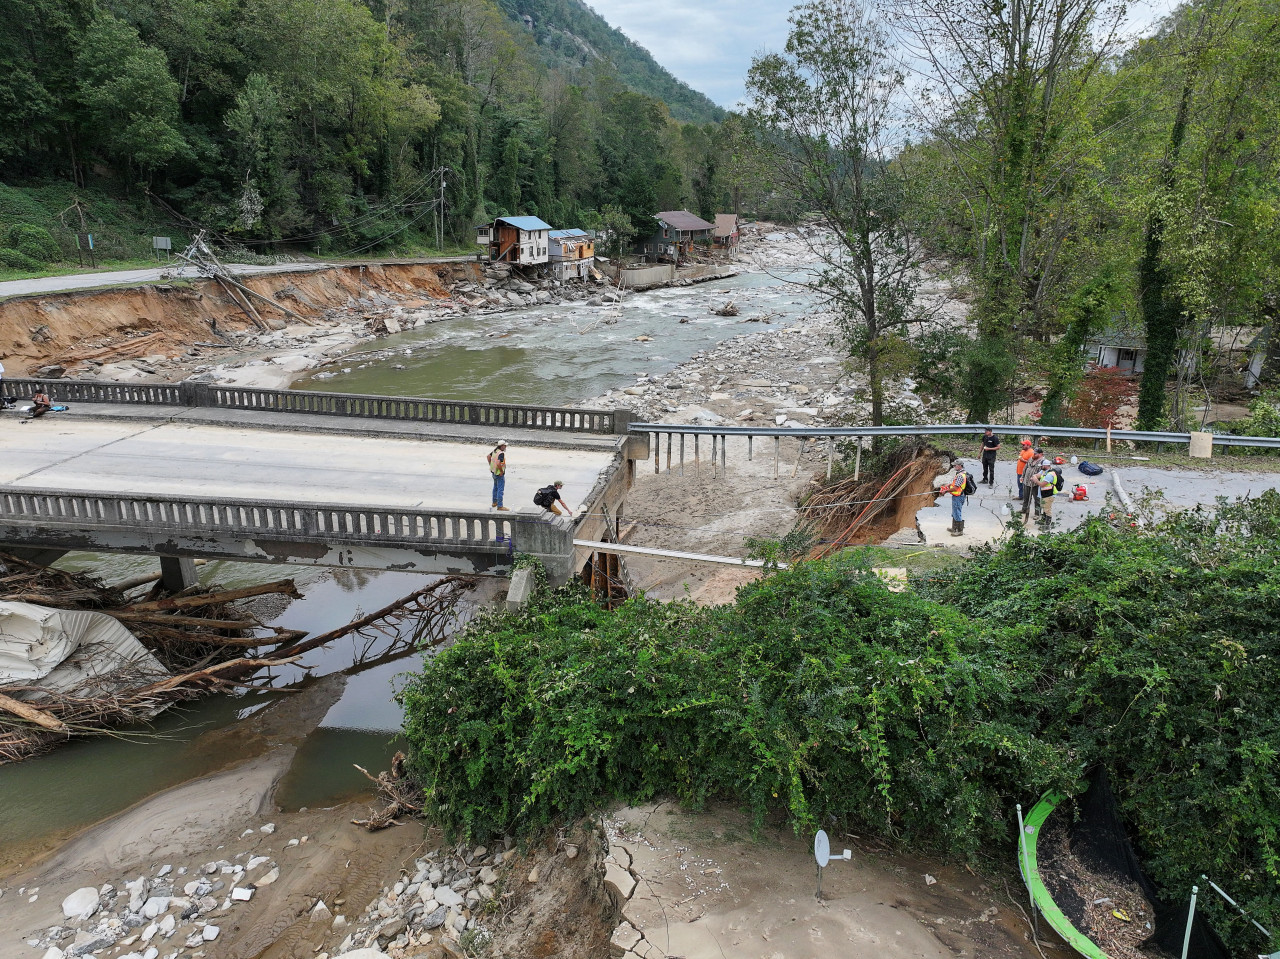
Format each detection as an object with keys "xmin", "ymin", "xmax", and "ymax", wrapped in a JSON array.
[{"xmin": 0, "ymin": 406, "xmax": 618, "ymax": 513}]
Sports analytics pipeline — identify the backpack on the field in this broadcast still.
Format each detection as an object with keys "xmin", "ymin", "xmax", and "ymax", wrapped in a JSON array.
[
  {"xmin": 963, "ymin": 471, "xmax": 977, "ymax": 496},
  {"xmin": 533, "ymin": 484, "xmax": 558, "ymax": 508},
  {"xmin": 1046, "ymin": 469, "xmax": 1064, "ymax": 492},
  {"xmin": 1078, "ymin": 461, "xmax": 1104, "ymax": 476}
]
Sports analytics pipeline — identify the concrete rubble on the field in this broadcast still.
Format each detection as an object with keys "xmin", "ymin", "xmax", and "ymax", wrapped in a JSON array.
[
  {"xmin": 18, "ymin": 829, "xmax": 298, "ymax": 959},
  {"xmin": 11, "ymin": 827, "xmax": 529, "ymax": 959}
]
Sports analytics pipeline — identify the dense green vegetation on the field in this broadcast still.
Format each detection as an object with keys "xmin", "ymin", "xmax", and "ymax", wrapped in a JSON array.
[
  {"xmin": 0, "ymin": 0, "xmax": 732, "ymax": 259},
  {"xmin": 886, "ymin": 0, "xmax": 1280, "ymax": 425},
  {"xmin": 735, "ymin": 0, "xmax": 1280, "ymax": 428},
  {"xmin": 400, "ymin": 497, "xmax": 1280, "ymax": 955}
]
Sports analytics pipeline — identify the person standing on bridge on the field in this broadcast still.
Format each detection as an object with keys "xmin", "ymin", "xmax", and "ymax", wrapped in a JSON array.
[
  {"xmin": 979, "ymin": 427, "xmax": 1001, "ymax": 487},
  {"xmin": 488, "ymin": 440, "xmax": 509, "ymax": 511},
  {"xmin": 941, "ymin": 460, "xmax": 971, "ymax": 537}
]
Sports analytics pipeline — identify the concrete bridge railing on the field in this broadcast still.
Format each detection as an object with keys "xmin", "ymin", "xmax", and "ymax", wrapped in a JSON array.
[
  {"xmin": 0, "ymin": 487, "xmax": 576, "ymax": 579},
  {"xmin": 4, "ymin": 377, "xmax": 632, "ymax": 436}
]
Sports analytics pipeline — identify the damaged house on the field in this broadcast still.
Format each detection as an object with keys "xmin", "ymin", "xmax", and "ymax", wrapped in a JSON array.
[{"xmin": 636, "ymin": 211, "xmax": 715, "ymax": 262}]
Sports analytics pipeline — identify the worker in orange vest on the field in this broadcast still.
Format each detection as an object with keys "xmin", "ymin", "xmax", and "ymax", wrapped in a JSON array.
[{"xmin": 1015, "ymin": 438, "xmax": 1035, "ymax": 498}]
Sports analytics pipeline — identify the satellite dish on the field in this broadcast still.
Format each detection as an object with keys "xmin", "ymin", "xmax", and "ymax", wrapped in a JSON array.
[{"xmin": 815, "ymin": 829, "xmax": 831, "ymax": 868}]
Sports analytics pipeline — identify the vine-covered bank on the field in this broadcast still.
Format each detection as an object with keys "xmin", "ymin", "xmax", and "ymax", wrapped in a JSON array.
[{"xmin": 400, "ymin": 497, "xmax": 1280, "ymax": 955}]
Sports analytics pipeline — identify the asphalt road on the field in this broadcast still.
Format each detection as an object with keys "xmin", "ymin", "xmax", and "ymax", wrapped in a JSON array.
[
  {"xmin": 0, "ymin": 417, "xmax": 611, "ymax": 513},
  {"xmin": 0, "ymin": 255, "xmax": 479, "ymax": 300},
  {"xmin": 0, "ymin": 262, "xmax": 339, "ymax": 300}
]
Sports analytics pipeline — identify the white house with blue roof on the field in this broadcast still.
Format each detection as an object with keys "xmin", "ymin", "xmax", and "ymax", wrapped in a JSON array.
[{"xmin": 488, "ymin": 215, "xmax": 551, "ymax": 266}]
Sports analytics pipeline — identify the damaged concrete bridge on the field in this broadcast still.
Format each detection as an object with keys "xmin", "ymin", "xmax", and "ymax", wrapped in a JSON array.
[{"xmin": 0, "ymin": 379, "xmax": 647, "ymax": 588}]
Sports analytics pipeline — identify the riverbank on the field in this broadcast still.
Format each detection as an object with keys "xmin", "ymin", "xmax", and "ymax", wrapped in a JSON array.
[{"xmin": 0, "ymin": 248, "xmax": 736, "ymax": 391}]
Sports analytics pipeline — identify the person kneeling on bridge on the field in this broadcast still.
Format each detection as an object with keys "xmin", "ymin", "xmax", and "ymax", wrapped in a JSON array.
[
  {"xmin": 27, "ymin": 388, "xmax": 53, "ymax": 420},
  {"xmin": 534, "ymin": 481, "xmax": 573, "ymax": 517}
]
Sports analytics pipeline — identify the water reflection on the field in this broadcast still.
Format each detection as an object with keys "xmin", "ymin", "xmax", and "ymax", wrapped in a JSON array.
[{"xmin": 0, "ymin": 563, "xmax": 472, "ymax": 856}]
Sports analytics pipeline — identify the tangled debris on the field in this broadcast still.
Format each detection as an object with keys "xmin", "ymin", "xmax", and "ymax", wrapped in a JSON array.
[
  {"xmin": 1038, "ymin": 822, "xmax": 1156, "ymax": 959},
  {"xmin": 0, "ymin": 552, "xmax": 474, "ymax": 763},
  {"xmin": 802, "ymin": 443, "xmax": 944, "ymax": 557}
]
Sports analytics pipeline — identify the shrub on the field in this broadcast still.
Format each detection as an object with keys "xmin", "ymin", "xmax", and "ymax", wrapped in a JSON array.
[
  {"xmin": 7, "ymin": 224, "xmax": 61, "ymax": 263},
  {"xmin": 398, "ymin": 555, "xmax": 1073, "ymax": 855},
  {"xmin": 0, "ymin": 247, "xmax": 41, "ymax": 271},
  {"xmin": 400, "ymin": 496, "xmax": 1280, "ymax": 956},
  {"xmin": 920, "ymin": 499, "xmax": 1280, "ymax": 952}
]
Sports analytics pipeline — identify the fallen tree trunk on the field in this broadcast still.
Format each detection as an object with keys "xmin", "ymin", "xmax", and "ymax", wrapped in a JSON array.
[
  {"xmin": 0, "ymin": 692, "xmax": 69, "ymax": 732},
  {"xmin": 125, "ymin": 579, "xmax": 302, "ymax": 612},
  {"xmin": 110, "ymin": 612, "xmax": 258, "ymax": 630}
]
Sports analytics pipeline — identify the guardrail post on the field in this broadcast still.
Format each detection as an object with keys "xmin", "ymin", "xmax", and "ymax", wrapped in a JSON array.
[
  {"xmin": 854, "ymin": 437, "xmax": 862, "ymax": 481},
  {"xmin": 679, "ymin": 434, "xmax": 685, "ymax": 476}
]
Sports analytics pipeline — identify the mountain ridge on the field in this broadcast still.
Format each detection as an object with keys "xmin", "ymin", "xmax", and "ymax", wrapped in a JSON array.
[{"xmin": 496, "ymin": 0, "xmax": 726, "ymax": 124}]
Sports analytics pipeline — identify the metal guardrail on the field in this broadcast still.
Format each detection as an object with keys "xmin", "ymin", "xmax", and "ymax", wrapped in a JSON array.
[
  {"xmin": 633, "ymin": 420, "xmax": 1280, "ymax": 480},
  {"xmin": 4, "ymin": 377, "xmax": 629, "ymax": 435},
  {"xmin": 634, "ymin": 421, "xmax": 1280, "ymax": 450},
  {"xmin": 0, "ymin": 487, "xmax": 570, "ymax": 557}
]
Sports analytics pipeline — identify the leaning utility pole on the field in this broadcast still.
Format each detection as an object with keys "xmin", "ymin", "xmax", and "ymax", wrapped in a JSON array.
[{"xmin": 176, "ymin": 232, "xmax": 309, "ymax": 329}]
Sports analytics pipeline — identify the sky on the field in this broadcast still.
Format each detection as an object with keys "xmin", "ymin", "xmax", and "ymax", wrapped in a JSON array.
[{"xmin": 584, "ymin": 0, "xmax": 1186, "ymax": 110}]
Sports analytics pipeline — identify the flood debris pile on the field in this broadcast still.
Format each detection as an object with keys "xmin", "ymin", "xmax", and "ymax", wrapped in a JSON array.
[
  {"xmin": 1038, "ymin": 822, "xmax": 1156, "ymax": 959},
  {"xmin": 0, "ymin": 552, "xmax": 475, "ymax": 763},
  {"xmin": 802, "ymin": 443, "xmax": 944, "ymax": 555}
]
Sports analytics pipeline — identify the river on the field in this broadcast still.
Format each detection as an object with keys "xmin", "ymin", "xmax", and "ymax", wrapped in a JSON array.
[{"xmin": 0, "ymin": 262, "xmax": 818, "ymax": 860}]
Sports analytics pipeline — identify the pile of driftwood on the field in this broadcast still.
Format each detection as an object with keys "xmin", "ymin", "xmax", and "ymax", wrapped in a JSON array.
[
  {"xmin": 802, "ymin": 444, "xmax": 945, "ymax": 559},
  {"xmin": 0, "ymin": 551, "xmax": 474, "ymax": 763},
  {"xmin": 711, "ymin": 300, "xmax": 739, "ymax": 316},
  {"xmin": 353, "ymin": 751, "xmax": 424, "ymax": 830}
]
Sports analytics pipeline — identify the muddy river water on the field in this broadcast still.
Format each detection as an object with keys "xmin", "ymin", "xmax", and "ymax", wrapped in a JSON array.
[{"xmin": 1, "ymin": 265, "xmax": 818, "ymax": 859}]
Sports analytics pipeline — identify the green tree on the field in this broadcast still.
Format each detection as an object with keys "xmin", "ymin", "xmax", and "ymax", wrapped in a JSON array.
[
  {"xmin": 893, "ymin": 0, "xmax": 1126, "ymax": 420},
  {"xmin": 746, "ymin": 0, "xmax": 924, "ymax": 428},
  {"xmin": 75, "ymin": 12, "xmax": 188, "ymax": 181},
  {"xmin": 1135, "ymin": 0, "xmax": 1280, "ymax": 427}
]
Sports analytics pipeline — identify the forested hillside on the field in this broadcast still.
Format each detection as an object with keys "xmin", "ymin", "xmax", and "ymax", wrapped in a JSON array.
[
  {"xmin": 494, "ymin": 0, "xmax": 725, "ymax": 124},
  {"xmin": 0, "ymin": 0, "xmax": 732, "ymax": 261}
]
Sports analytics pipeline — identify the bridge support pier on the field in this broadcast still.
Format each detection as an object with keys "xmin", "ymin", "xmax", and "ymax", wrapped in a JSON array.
[
  {"xmin": 2, "ymin": 546, "xmax": 69, "ymax": 568},
  {"xmin": 159, "ymin": 556, "xmax": 199, "ymax": 593}
]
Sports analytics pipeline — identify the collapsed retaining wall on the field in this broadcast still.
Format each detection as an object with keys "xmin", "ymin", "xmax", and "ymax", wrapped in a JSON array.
[{"xmin": 0, "ymin": 262, "xmax": 479, "ymax": 374}]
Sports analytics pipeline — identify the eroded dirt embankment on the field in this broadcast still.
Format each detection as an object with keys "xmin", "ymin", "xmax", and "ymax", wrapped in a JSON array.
[{"xmin": 0, "ymin": 261, "xmax": 474, "ymax": 375}]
